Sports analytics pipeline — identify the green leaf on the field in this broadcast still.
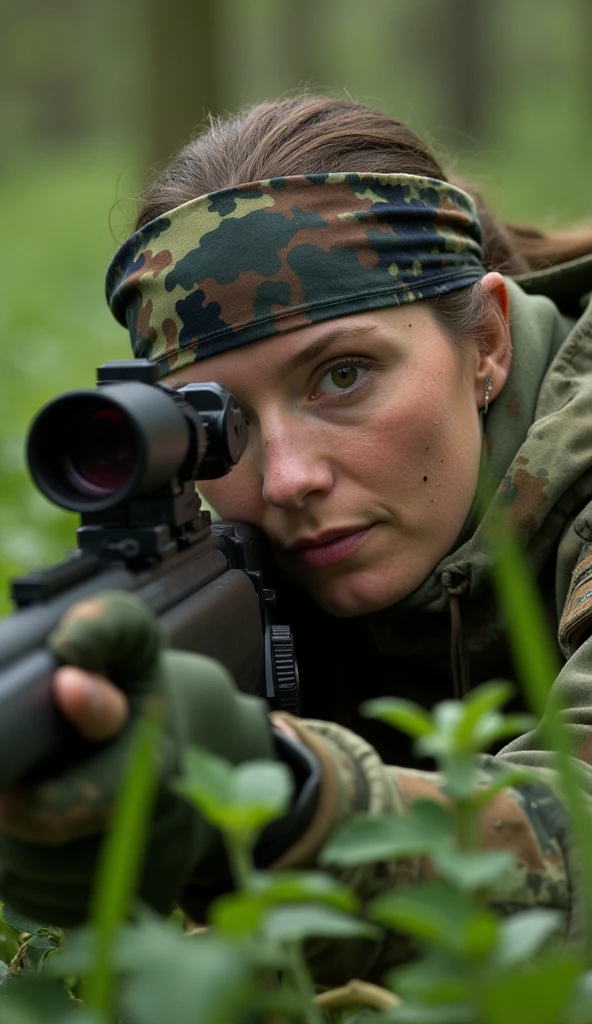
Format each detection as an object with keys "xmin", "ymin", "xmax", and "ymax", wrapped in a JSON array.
[
  {"xmin": 173, "ymin": 748, "xmax": 293, "ymax": 834},
  {"xmin": 463, "ymin": 911, "xmax": 499, "ymax": 958},
  {"xmin": 455, "ymin": 681, "xmax": 514, "ymax": 745},
  {"xmin": 472, "ymin": 768, "xmax": 538, "ymax": 810},
  {"xmin": 249, "ymin": 870, "xmax": 358, "ymax": 913},
  {"xmin": 120, "ymin": 942, "xmax": 256, "ymax": 1024},
  {"xmin": 45, "ymin": 926, "xmax": 93, "ymax": 977},
  {"xmin": 441, "ymin": 757, "xmax": 480, "ymax": 800},
  {"xmin": 263, "ymin": 904, "xmax": 378, "ymax": 944},
  {"xmin": 209, "ymin": 892, "xmax": 267, "ymax": 937},
  {"xmin": 211, "ymin": 871, "xmax": 361, "ymax": 937},
  {"xmin": 113, "ymin": 916, "xmax": 258, "ymax": 1024},
  {"xmin": 493, "ymin": 909, "xmax": 563, "ymax": 968},
  {"xmin": 417, "ymin": 703, "xmax": 464, "ymax": 759},
  {"xmin": 378, "ymin": 1006, "xmax": 474, "ymax": 1023},
  {"xmin": 475, "ymin": 713, "xmax": 538, "ymax": 748},
  {"xmin": 432, "ymin": 849, "xmax": 515, "ymax": 892},
  {"xmin": 173, "ymin": 745, "xmax": 234, "ymax": 816},
  {"xmin": 488, "ymin": 522, "xmax": 592, "ymax": 942},
  {"xmin": 480, "ymin": 952, "xmax": 582, "ymax": 1024},
  {"xmin": 387, "ymin": 949, "xmax": 470, "ymax": 1006},
  {"xmin": 0, "ymin": 974, "xmax": 82, "ymax": 1021},
  {"xmin": 320, "ymin": 801, "xmax": 453, "ymax": 867},
  {"xmin": 82, "ymin": 712, "xmax": 161, "ymax": 1016},
  {"xmin": 331, "ymin": 1011, "xmax": 381, "ymax": 1024},
  {"xmin": 1, "ymin": 905, "xmax": 47, "ymax": 937},
  {"xmin": 369, "ymin": 882, "xmax": 494, "ymax": 954},
  {"xmin": 233, "ymin": 759, "xmax": 294, "ymax": 823},
  {"xmin": 23, "ymin": 933, "xmax": 60, "ymax": 972},
  {"xmin": 0, "ymin": 961, "xmax": 9, "ymax": 985},
  {"xmin": 360, "ymin": 698, "xmax": 434, "ymax": 738}
]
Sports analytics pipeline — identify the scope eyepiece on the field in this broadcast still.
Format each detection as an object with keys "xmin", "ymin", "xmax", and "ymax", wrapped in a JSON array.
[{"xmin": 27, "ymin": 371, "xmax": 247, "ymax": 514}]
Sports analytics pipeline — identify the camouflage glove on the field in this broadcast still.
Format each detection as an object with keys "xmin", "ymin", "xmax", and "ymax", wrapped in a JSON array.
[{"xmin": 0, "ymin": 592, "xmax": 274, "ymax": 926}]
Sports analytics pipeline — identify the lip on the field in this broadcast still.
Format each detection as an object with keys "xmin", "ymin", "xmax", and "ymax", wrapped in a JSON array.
[{"xmin": 287, "ymin": 526, "xmax": 374, "ymax": 569}]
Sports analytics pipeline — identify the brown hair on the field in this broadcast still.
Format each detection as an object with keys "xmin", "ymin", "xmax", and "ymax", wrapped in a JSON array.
[{"xmin": 135, "ymin": 95, "xmax": 592, "ymax": 351}]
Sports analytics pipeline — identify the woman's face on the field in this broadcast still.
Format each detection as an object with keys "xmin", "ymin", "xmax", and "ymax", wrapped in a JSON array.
[{"xmin": 166, "ymin": 291, "xmax": 507, "ymax": 617}]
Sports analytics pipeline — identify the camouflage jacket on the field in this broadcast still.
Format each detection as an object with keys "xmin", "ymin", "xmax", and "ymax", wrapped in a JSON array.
[{"xmin": 235, "ymin": 255, "xmax": 592, "ymax": 984}]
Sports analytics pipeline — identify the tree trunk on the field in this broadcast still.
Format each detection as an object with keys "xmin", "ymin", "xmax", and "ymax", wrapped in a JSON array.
[
  {"xmin": 276, "ymin": 0, "xmax": 323, "ymax": 91},
  {"xmin": 415, "ymin": 0, "xmax": 490, "ymax": 146},
  {"xmin": 443, "ymin": 0, "xmax": 489, "ymax": 142},
  {"xmin": 145, "ymin": 0, "xmax": 223, "ymax": 167}
]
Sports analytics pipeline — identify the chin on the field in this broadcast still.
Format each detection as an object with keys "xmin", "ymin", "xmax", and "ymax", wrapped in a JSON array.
[{"xmin": 305, "ymin": 576, "xmax": 406, "ymax": 618}]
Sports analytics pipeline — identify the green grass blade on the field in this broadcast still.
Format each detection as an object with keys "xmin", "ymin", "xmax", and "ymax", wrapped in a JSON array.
[
  {"xmin": 82, "ymin": 712, "xmax": 161, "ymax": 1016},
  {"xmin": 491, "ymin": 528, "xmax": 592, "ymax": 950}
]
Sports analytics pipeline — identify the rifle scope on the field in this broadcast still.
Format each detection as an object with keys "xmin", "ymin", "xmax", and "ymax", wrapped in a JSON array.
[{"xmin": 26, "ymin": 362, "xmax": 248, "ymax": 514}]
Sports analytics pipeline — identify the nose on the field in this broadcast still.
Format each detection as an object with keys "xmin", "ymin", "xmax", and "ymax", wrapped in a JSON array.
[{"xmin": 260, "ymin": 422, "xmax": 334, "ymax": 510}]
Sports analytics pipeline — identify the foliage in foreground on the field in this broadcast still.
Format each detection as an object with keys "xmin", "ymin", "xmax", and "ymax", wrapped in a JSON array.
[{"xmin": 1, "ymin": 668, "xmax": 592, "ymax": 1024}]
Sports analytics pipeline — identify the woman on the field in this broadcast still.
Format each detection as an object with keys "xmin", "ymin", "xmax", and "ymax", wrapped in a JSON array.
[{"xmin": 1, "ymin": 95, "xmax": 592, "ymax": 979}]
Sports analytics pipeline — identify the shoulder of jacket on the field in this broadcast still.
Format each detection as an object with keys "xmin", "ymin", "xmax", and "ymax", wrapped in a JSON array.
[{"xmin": 513, "ymin": 253, "xmax": 592, "ymax": 318}]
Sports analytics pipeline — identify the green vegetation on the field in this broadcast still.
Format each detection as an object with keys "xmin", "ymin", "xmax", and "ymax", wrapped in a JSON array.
[
  {"xmin": 0, "ymin": 554, "xmax": 590, "ymax": 1022},
  {"xmin": 0, "ymin": 146, "xmax": 136, "ymax": 611}
]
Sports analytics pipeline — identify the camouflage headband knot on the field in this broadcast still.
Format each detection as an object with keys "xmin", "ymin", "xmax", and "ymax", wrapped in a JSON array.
[{"xmin": 106, "ymin": 172, "xmax": 486, "ymax": 377}]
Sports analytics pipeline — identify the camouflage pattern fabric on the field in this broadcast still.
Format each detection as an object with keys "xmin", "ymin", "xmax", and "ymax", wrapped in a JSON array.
[
  {"xmin": 105, "ymin": 173, "xmax": 486, "ymax": 377},
  {"xmin": 271, "ymin": 714, "xmax": 574, "ymax": 986}
]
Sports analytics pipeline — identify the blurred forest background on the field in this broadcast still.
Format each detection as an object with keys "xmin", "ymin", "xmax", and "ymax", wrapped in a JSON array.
[{"xmin": 0, "ymin": 0, "xmax": 591, "ymax": 610}]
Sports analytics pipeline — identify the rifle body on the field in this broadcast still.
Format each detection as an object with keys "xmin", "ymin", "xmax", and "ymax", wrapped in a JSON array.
[
  {"xmin": 0, "ymin": 522, "xmax": 291, "ymax": 788},
  {"xmin": 0, "ymin": 360, "xmax": 300, "ymax": 788}
]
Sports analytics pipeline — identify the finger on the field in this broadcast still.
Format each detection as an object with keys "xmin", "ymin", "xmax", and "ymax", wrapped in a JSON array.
[
  {"xmin": 49, "ymin": 592, "xmax": 162, "ymax": 687},
  {"xmin": 53, "ymin": 666, "xmax": 129, "ymax": 742}
]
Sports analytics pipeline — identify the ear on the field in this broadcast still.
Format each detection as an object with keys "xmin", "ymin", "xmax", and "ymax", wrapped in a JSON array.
[{"xmin": 473, "ymin": 271, "xmax": 513, "ymax": 408}]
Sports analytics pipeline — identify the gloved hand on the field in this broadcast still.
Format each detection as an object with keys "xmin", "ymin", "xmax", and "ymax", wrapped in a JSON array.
[{"xmin": 0, "ymin": 591, "xmax": 274, "ymax": 926}]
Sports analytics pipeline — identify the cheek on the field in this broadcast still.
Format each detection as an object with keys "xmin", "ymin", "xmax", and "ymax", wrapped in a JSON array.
[{"xmin": 362, "ymin": 366, "xmax": 480, "ymax": 505}]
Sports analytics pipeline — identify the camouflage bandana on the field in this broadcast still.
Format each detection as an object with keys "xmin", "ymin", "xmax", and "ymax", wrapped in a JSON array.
[{"xmin": 106, "ymin": 172, "xmax": 486, "ymax": 377}]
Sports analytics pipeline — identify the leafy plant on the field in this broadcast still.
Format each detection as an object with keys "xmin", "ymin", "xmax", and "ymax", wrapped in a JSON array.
[
  {"xmin": 1, "ymin": 475, "xmax": 592, "ymax": 1022},
  {"xmin": 2, "ymin": 664, "xmax": 588, "ymax": 1024}
]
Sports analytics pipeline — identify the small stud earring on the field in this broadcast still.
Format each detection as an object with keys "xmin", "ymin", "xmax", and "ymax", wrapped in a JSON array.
[{"xmin": 483, "ymin": 376, "xmax": 493, "ymax": 416}]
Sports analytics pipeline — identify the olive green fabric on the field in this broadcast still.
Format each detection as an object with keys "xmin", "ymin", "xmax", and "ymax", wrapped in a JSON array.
[{"xmin": 0, "ymin": 593, "xmax": 273, "ymax": 925}]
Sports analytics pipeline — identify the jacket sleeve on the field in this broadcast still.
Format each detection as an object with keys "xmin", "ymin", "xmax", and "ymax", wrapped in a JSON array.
[{"xmin": 265, "ymin": 713, "xmax": 576, "ymax": 987}]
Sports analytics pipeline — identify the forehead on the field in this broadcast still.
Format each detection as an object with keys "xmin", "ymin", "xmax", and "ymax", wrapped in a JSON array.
[{"xmin": 162, "ymin": 303, "xmax": 443, "ymax": 389}]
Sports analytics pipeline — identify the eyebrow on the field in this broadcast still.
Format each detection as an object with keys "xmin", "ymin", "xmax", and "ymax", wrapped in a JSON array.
[
  {"xmin": 277, "ymin": 323, "xmax": 379, "ymax": 377},
  {"xmin": 166, "ymin": 322, "xmax": 382, "ymax": 389}
]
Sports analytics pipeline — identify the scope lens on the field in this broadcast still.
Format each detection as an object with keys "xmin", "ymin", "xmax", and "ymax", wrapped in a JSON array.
[{"xmin": 65, "ymin": 408, "xmax": 137, "ymax": 495}]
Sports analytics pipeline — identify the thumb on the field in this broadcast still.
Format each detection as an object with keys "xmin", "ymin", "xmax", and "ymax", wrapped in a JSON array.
[{"xmin": 53, "ymin": 666, "xmax": 130, "ymax": 742}]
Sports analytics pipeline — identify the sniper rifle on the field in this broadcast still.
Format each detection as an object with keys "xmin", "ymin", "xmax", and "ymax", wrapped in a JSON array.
[{"xmin": 0, "ymin": 359, "xmax": 299, "ymax": 787}]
